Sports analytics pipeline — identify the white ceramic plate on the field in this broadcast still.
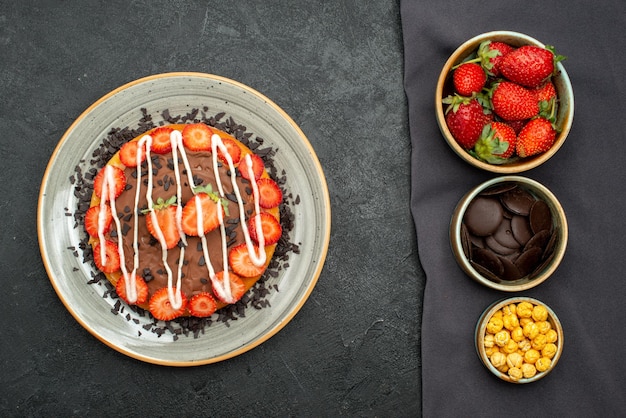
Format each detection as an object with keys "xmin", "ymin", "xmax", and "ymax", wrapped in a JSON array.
[{"xmin": 38, "ymin": 73, "xmax": 331, "ymax": 366}]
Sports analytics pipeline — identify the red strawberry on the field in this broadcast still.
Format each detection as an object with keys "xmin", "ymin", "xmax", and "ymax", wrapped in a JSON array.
[
  {"xmin": 256, "ymin": 178, "xmax": 283, "ymax": 209},
  {"xmin": 248, "ymin": 212, "xmax": 282, "ymax": 245},
  {"xmin": 119, "ymin": 141, "xmax": 146, "ymax": 167},
  {"xmin": 516, "ymin": 117, "xmax": 556, "ymax": 157},
  {"xmin": 506, "ymin": 119, "xmax": 528, "ymax": 135},
  {"xmin": 452, "ymin": 62, "xmax": 486, "ymax": 96},
  {"xmin": 211, "ymin": 271, "xmax": 246, "ymax": 304},
  {"xmin": 148, "ymin": 287, "xmax": 187, "ymax": 321},
  {"xmin": 145, "ymin": 196, "xmax": 180, "ymax": 249},
  {"xmin": 181, "ymin": 186, "xmax": 223, "ymax": 236},
  {"xmin": 188, "ymin": 292, "xmax": 218, "ymax": 317},
  {"xmin": 499, "ymin": 45, "xmax": 556, "ymax": 88},
  {"xmin": 479, "ymin": 41, "xmax": 515, "ymax": 77},
  {"xmin": 182, "ymin": 123, "xmax": 213, "ymax": 151},
  {"xmin": 491, "ymin": 82, "xmax": 539, "ymax": 121},
  {"xmin": 115, "ymin": 275, "xmax": 149, "ymax": 305},
  {"xmin": 150, "ymin": 126, "xmax": 174, "ymax": 154},
  {"xmin": 229, "ymin": 243, "xmax": 266, "ymax": 278},
  {"xmin": 84, "ymin": 205, "xmax": 113, "ymax": 237},
  {"xmin": 93, "ymin": 240, "xmax": 121, "ymax": 274},
  {"xmin": 239, "ymin": 153, "xmax": 265, "ymax": 181},
  {"xmin": 94, "ymin": 166, "xmax": 126, "ymax": 202},
  {"xmin": 443, "ymin": 96, "xmax": 490, "ymax": 149},
  {"xmin": 473, "ymin": 122, "xmax": 517, "ymax": 164},
  {"xmin": 532, "ymin": 80, "xmax": 556, "ymax": 103},
  {"xmin": 217, "ymin": 137, "xmax": 242, "ymax": 165}
]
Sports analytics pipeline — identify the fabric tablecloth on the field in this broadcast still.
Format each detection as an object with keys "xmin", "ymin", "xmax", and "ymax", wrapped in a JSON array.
[{"xmin": 401, "ymin": 0, "xmax": 626, "ymax": 415}]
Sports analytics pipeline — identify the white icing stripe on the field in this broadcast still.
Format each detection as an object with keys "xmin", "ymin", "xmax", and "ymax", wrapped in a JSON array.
[{"xmin": 170, "ymin": 130, "xmax": 188, "ymax": 247}]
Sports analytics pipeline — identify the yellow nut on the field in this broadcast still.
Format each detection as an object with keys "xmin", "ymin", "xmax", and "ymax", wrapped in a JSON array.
[
  {"xmin": 497, "ymin": 364, "xmax": 510, "ymax": 373},
  {"xmin": 484, "ymin": 333, "xmax": 495, "ymax": 348},
  {"xmin": 506, "ymin": 352, "xmax": 524, "ymax": 369},
  {"xmin": 532, "ymin": 304, "xmax": 549, "ymax": 322},
  {"xmin": 521, "ymin": 363, "xmax": 537, "ymax": 379},
  {"xmin": 518, "ymin": 338, "xmax": 532, "ymax": 352},
  {"xmin": 511, "ymin": 326, "xmax": 525, "ymax": 342},
  {"xmin": 494, "ymin": 330, "xmax": 511, "ymax": 347},
  {"xmin": 519, "ymin": 317, "xmax": 533, "ymax": 327},
  {"xmin": 516, "ymin": 301, "xmax": 534, "ymax": 318},
  {"xmin": 542, "ymin": 343, "xmax": 558, "ymax": 359},
  {"xmin": 531, "ymin": 334, "xmax": 548, "ymax": 351},
  {"xmin": 508, "ymin": 367, "xmax": 523, "ymax": 381},
  {"xmin": 536, "ymin": 320, "xmax": 552, "ymax": 334},
  {"xmin": 490, "ymin": 351, "xmax": 507, "ymax": 368},
  {"xmin": 502, "ymin": 339, "xmax": 519, "ymax": 354},
  {"xmin": 536, "ymin": 357, "xmax": 552, "ymax": 372},
  {"xmin": 523, "ymin": 321, "xmax": 540, "ymax": 340},
  {"xmin": 486, "ymin": 317, "xmax": 504, "ymax": 334},
  {"xmin": 485, "ymin": 345, "xmax": 500, "ymax": 357},
  {"xmin": 492, "ymin": 310, "xmax": 503, "ymax": 319},
  {"xmin": 545, "ymin": 329, "xmax": 558, "ymax": 344},
  {"xmin": 502, "ymin": 313, "xmax": 520, "ymax": 331},
  {"xmin": 524, "ymin": 349, "xmax": 541, "ymax": 364}
]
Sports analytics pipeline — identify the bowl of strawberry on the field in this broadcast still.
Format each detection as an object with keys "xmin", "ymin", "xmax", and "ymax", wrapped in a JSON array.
[{"xmin": 436, "ymin": 31, "xmax": 574, "ymax": 173}]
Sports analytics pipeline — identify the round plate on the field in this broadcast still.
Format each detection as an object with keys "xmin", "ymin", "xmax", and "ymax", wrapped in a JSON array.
[{"xmin": 37, "ymin": 73, "xmax": 331, "ymax": 366}]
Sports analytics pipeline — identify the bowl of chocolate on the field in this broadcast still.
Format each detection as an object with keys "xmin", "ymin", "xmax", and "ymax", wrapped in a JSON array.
[
  {"xmin": 435, "ymin": 31, "xmax": 574, "ymax": 173},
  {"xmin": 450, "ymin": 176, "xmax": 567, "ymax": 291},
  {"xmin": 475, "ymin": 297, "xmax": 564, "ymax": 383}
]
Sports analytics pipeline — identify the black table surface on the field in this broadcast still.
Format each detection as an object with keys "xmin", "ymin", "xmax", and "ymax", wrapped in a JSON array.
[{"xmin": 1, "ymin": 1, "xmax": 423, "ymax": 416}]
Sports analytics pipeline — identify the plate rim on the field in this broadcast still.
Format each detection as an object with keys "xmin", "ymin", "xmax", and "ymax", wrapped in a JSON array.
[{"xmin": 37, "ymin": 72, "xmax": 331, "ymax": 366}]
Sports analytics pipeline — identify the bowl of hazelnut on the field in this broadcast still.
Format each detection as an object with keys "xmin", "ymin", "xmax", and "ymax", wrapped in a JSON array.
[
  {"xmin": 475, "ymin": 297, "xmax": 563, "ymax": 383},
  {"xmin": 450, "ymin": 176, "xmax": 568, "ymax": 291}
]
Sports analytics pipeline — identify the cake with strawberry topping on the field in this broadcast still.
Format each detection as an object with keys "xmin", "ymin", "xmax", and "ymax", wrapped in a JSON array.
[{"xmin": 85, "ymin": 122, "xmax": 284, "ymax": 321}]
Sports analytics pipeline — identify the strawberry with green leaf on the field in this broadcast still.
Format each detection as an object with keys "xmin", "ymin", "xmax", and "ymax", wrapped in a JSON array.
[
  {"xmin": 442, "ymin": 95, "xmax": 491, "ymax": 149},
  {"xmin": 500, "ymin": 45, "xmax": 565, "ymax": 88},
  {"xmin": 478, "ymin": 40, "xmax": 514, "ymax": 77},
  {"xmin": 473, "ymin": 122, "xmax": 517, "ymax": 164},
  {"xmin": 452, "ymin": 62, "xmax": 487, "ymax": 96},
  {"xmin": 490, "ymin": 81, "xmax": 539, "ymax": 121},
  {"xmin": 144, "ymin": 196, "xmax": 180, "ymax": 249},
  {"xmin": 181, "ymin": 184, "xmax": 229, "ymax": 236}
]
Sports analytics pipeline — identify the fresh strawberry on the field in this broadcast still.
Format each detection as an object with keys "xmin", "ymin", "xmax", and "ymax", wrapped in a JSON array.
[
  {"xmin": 491, "ymin": 82, "xmax": 539, "ymax": 121},
  {"xmin": 181, "ymin": 185, "xmax": 224, "ymax": 236},
  {"xmin": 506, "ymin": 119, "xmax": 528, "ymax": 135},
  {"xmin": 93, "ymin": 240, "xmax": 121, "ymax": 274},
  {"xmin": 145, "ymin": 196, "xmax": 180, "ymax": 249},
  {"xmin": 150, "ymin": 126, "xmax": 174, "ymax": 154},
  {"xmin": 211, "ymin": 271, "xmax": 246, "ymax": 304},
  {"xmin": 473, "ymin": 122, "xmax": 517, "ymax": 164},
  {"xmin": 115, "ymin": 275, "xmax": 149, "ymax": 305},
  {"xmin": 516, "ymin": 117, "xmax": 556, "ymax": 158},
  {"xmin": 93, "ymin": 166, "xmax": 126, "ymax": 202},
  {"xmin": 119, "ymin": 141, "xmax": 146, "ymax": 167},
  {"xmin": 479, "ymin": 41, "xmax": 515, "ymax": 77},
  {"xmin": 239, "ymin": 153, "xmax": 265, "ymax": 181},
  {"xmin": 84, "ymin": 205, "xmax": 113, "ymax": 237},
  {"xmin": 452, "ymin": 62, "xmax": 486, "ymax": 96},
  {"xmin": 188, "ymin": 292, "xmax": 218, "ymax": 317},
  {"xmin": 229, "ymin": 243, "xmax": 266, "ymax": 278},
  {"xmin": 148, "ymin": 287, "xmax": 187, "ymax": 321},
  {"xmin": 532, "ymin": 80, "xmax": 556, "ymax": 103},
  {"xmin": 182, "ymin": 123, "xmax": 213, "ymax": 151},
  {"xmin": 443, "ymin": 96, "xmax": 490, "ymax": 149},
  {"xmin": 217, "ymin": 137, "xmax": 242, "ymax": 165},
  {"xmin": 499, "ymin": 45, "xmax": 560, "ymax": 88},
  {"xmin": 256, "ymin": 178, "xmax": 283, "ymax": 209},
  {"xmin": 248, "ymin": 212, "xmax": 282, "ymax": 245}
]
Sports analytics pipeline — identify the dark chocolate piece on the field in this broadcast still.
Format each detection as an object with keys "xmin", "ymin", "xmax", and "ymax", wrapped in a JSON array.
[
  {"xmin": 510, "ymin": 215, "xmax": 533, "ymax": 245},
  {"xmin": 515, "ymin": 247, "xmax": 543, "ymax": 276},
  {"xmin": 500, "ymin": 186, "xmax": 535, "ymax": 216},
  {"xmin": 493, "ymin": 218, "xmax": 520, "ymax": 249},
  {"xmin": 464, "ymin": 197, "xmax": 503, "ymax": 236},
  {"xmin": 529, "ymin": 200, "xmax": 552, "ymax": 234},
  {"xmin": 472, "ymin": 247, "xmax": 504, "ymax": 276}
]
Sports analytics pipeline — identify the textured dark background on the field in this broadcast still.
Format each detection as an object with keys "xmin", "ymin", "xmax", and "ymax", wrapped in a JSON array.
[{"xmin": 0, "ymin": 1, "xmax": 423, "ymax": 416}]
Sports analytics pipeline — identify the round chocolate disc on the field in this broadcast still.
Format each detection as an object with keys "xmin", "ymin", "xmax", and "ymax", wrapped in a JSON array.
[
  {"xmin": 493, "ymin": 218, "xmax": 521, "ymax": 249},
  {"xmin": 524, "ymin": 229, "xmax": 551, "ymax": 251},
  {"xmin": 514, "ymin": 246, "xmax": 543, "ymax": 277},
  {"xmin": 480, "ymin": 182, "xmax": 517, "ymax": 196},
  {"xmin": 510, "ymin": 215, "xmax": 533, "ymax": 245},
  {"xmin": 500, "ymin": 186, "xmax": 535, "ymax": 216},
  {"xmin": 486, "ymin": 234, "xmax": 518, "ymax": 256},
  {"xmin": 499, "ymin": 256, "xmax": 524, "ymax": 281},
  {"xmin": 472, "ymin": 247, "xmax": 504, "ymax": 276},
  {"xmin": 464, "ymin": 197, "xmax": 503, "ymax": 236},
  {"xmin": 529, "ymin": 200, "xmax": 552, "ymax": 234}
]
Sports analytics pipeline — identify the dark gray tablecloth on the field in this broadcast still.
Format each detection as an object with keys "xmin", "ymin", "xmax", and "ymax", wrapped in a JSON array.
[{"xmin": 401, "ymin": 0, "xmax": 626, "ymax": 415}]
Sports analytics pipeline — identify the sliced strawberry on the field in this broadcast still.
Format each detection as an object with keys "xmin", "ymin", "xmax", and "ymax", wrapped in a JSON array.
[
  {"xmin": 115, "ymin": 274, "xmax": 149, "ymax": 305},
  {"xmin": 217, "ymin": 137, "xmax": 242, "ymax": 165},
  {"xmin": 148, "ymin": 287, "xmax": 187, "ymax": 321},
  {"xmin": 150, "ymin": 126, "xmax": 174, "ymax": 154},
  {"xmin": 84, "ymin": 205, "xmax": 113, "ymax": 238},
  {"xmin": 181, "ymin": 192, "xmax": 222, "ymax": 236},
  {"xmin": 239, "ymin": 153, "xmax": 265, "ymax": 181},
  {"xmin": 228, "ymin": 243, "xmax": 266, "ymax": 278},
  {"xmin": 211, "ymin": 271, "xmax": 246, "ymax": 304},
  {"xmin": 93, "ymin": 166, "xmax": 126, "ymax": 202},
  {"xmin": 145, "ymin": 197, "xmax": 180, "ymax": 249},
  {"xmin": 188, "ymin": 292, "xmax": 218, "ymax": 317},
  {"xmin": 256, "ymin": 178, "xmax": 283, "ymax": 209},
  {"xmin": 248, "ymin": 212, "xmax": 282, "ymax": 245},
  {"xmin": 119, "ymin": 141, "xmax": 146, "ymax": 167},
  {"xmin": 93, "ymin": 240, "xmax": 121, "ymax": 274},
  {"xmin": 182, "ymin": 123, "xmax": 213, "ymax": 151}
]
